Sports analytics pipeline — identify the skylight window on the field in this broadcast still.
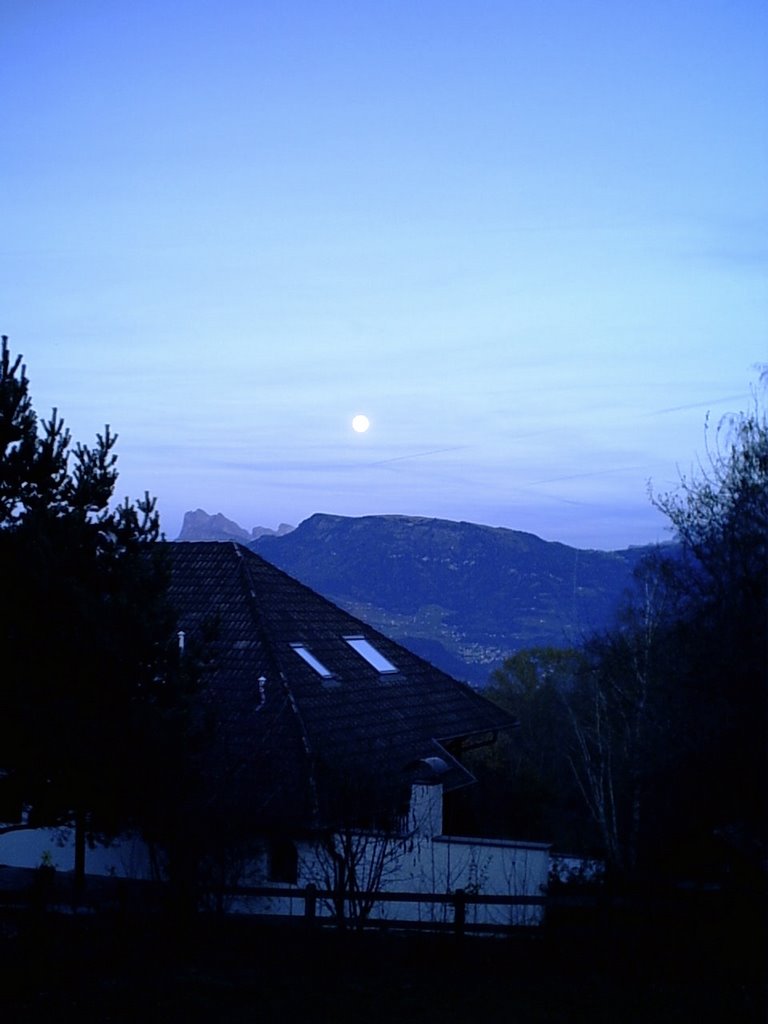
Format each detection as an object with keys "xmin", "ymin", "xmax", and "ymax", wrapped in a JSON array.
[
  {"xmin": 290, "ymin": 644, "xmax": 333, "ymax": 678},
  {"xmin": 344, "ymin": 636, "xmax": 397, "ymax": 674}
]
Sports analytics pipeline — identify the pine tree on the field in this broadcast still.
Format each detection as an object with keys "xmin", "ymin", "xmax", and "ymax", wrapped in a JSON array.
[{"xmin": 0, "ymin": 336, "xmax": 176, "ymax": 884}]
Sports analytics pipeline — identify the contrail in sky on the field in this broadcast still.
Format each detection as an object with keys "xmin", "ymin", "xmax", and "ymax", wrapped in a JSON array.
[
  {"xmin": 652, "ymin": 393, "xmax": 750, "ymax": 415},
  {"xmin": 531, "ymin": 465, "xmax": 642, "ymax": 486},
  {"xmin": 366, "ymin": 446, "xmax": 468, "ymax": 467}
]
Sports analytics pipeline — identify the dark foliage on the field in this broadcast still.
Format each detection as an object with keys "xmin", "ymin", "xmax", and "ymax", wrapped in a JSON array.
[
  {"xmin": 647, "ymin": 392, "xmax": 768, "ymax": 879},
  {"xmin": 0, "ymin": 336, "xmax": 184, "ymax": 865},
  {"xmin": 475, "ymin": 383, "xmax": 767, "ymax": 888},
  {"xmin": 448, "ymin": 647, "xmax": 597, "ymax": 851}
]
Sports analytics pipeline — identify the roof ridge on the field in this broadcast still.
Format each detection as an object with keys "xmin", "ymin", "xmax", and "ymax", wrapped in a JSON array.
[{"xmin": 232, "ymin": 544, "xmax": 321, "ymax": 826}]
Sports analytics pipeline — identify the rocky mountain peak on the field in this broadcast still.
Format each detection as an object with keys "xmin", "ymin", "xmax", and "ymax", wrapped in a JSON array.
[{"xmin": 176, "ymin": 509, "xmax": 294, "ymax": 543}]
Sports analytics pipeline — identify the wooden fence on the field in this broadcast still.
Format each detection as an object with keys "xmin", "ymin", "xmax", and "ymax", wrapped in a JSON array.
[
  {"xmin": 0, "ymin": 868, "xmax": 545, "ymax": 935},
  {"xmin": 222, "ymin": 883, "xmax": 548, "ymax": 937}
]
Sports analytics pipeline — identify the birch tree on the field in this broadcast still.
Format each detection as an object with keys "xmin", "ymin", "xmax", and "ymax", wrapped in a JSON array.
[{"xmin": 566, "ymin": 559, "xmax": 674, "ymax": 873}]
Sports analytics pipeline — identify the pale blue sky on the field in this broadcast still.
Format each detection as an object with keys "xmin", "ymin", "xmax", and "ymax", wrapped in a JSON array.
[{"xmin": 1, "ymin": 1, "xmax": 765, "ymax": 548}]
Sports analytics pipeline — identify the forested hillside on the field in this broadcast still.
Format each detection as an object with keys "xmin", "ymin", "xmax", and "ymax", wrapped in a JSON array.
[{"xmin": 251, "ymin": 513, "xmax": 657, "ymax": 684}]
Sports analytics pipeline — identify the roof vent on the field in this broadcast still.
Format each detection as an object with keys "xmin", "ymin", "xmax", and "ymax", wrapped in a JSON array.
[{"xmin": 408, "ymin": 756, "xmax": 451, "ymax": 780}]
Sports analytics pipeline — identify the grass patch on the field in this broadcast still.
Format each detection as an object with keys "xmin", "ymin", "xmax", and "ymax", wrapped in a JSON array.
[{"xmin": 0, "ymin": 908, "xmax": 764, "ymax": 1023}]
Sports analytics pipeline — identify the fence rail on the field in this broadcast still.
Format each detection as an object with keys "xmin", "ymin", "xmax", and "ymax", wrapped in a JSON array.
[
  {"xmin": 223, "ymin": 883, "xmax": 547, "ymax": 937},
  {"xmin": 0, "ymin": 867, "xmax": 544, "ymax": 936}
]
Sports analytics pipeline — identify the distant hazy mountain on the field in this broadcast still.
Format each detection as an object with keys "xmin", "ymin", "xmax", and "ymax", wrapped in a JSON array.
[
  {"xmin": 250, "ymin": 513, "xmax": 660, "ymax": 686},
  {"xmin": 176, "ymin": 509, "xmax": 294, "ymax": 543}
]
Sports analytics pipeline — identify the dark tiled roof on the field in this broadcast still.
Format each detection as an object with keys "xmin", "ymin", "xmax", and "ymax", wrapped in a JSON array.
[{"xmin": 167, "ymin": 541, "xmax": 515, "ymax": 831}]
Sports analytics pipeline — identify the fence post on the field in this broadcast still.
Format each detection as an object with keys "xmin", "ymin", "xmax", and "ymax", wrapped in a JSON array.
[
  {"xmin": 304, "ymin": 883, "xmax": 317, "ymax": 928},
  {"xmin": 453, "ymin": 888, "xmax": 466, "ymax": 940}
]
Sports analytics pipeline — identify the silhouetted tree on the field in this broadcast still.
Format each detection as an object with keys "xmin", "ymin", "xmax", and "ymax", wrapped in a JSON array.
[
  {"xmin": 565, "ymin": 556, "xmax": 680, "ymax": 873},
  {"xmin": 0, "ymin": 336, "xmax": 177, "ymax": 886},
  {"xmin": 567, "ymin": 380, "xmax": 767, "ymax": 879},
  {"xmin": 648, "ymin": 382, "xmax": 768, "ymax": 879},
  {"xmin": 455, "ymin": 648, "xmax": 595, "ymax": 850},
  {"xmin": 306, "ymin": 766, "xmax": 409, "ymax": 930},
  {"xmin": 481, "ymin": 380, "xmax": 767, "ymax": 888}
]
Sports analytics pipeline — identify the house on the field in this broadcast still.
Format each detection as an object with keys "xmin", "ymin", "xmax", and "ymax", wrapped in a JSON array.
[
  {"xmin": 165, "ymin": 541, "xmax": 549, "ymax": 927},
  {"xmin": 0, "ymin": 540, "xmax": 550, "ymax": 927}
]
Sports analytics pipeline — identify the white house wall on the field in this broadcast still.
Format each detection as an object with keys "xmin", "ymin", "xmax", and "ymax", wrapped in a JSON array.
[
  {"xmin": 0, "ymin": 826, "xmax": 153, "ymax": 878},
  {"xmin": 236, "ymin": 785, "xmax": 549, "ymax": 929},
  {"xmin": 0, "ymin": 782, "xmax": 550, "ymax": 930}
]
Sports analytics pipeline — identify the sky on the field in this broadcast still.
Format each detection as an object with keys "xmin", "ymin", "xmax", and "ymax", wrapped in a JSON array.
[{"xmin": 1, "ymin": 1, "xmax": 766, "ymax": 550}]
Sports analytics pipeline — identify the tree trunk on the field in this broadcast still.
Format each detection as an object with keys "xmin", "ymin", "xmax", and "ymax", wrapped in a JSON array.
[{"xmin": 74, "ymin": 809, "xmax": 86, "ymax": 897}]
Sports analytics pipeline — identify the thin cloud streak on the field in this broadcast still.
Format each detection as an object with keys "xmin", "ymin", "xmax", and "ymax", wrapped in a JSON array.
[
  {"xmin": 365, "ymin": 446, "xmax": 469, "ymax": 467},
  {"xmin": 531, "ymin": 466, "xmax": 646, "ymax": 486},
  {"xmin": 652, "ymin": 394, "xmax": 752, "ymax": 416}
]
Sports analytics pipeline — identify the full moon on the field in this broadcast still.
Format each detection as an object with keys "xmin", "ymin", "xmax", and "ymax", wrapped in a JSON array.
[{"xmin": 352, "ymin": 414, "xmax": 370, "ymax": 433}]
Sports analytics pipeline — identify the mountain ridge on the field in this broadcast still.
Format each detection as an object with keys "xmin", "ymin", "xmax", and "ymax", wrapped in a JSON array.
[{"xmin": 174, "ymin": 509, "xmax": 659, "ymax": 685}]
